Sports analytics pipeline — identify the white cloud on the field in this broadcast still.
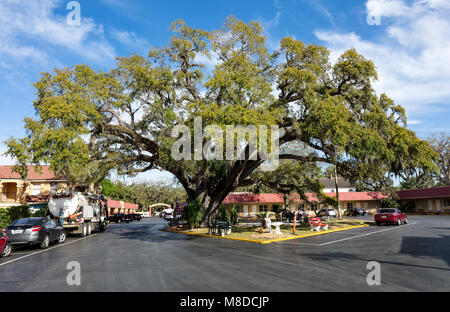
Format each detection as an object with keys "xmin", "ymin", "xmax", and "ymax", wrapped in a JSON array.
[
  {"xmin": 257, "ymin": 11, "xmax": 282, "ymax": 51},
  {"xmin": 314, "ymin": 0, "xmax": 450, "ymax": 116},
  {"xmin": 0, "ymin": 144, "xmax": 14, "ymax": 166},
  {"xmin": 0, "ymin": 0, "xmax": 116, "ymax": 63},
  {"xmin": 111, "ymin": 30, "xmax": 150, "ymax": 53}
]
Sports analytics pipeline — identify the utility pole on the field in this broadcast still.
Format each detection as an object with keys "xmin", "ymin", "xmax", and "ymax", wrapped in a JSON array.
[{"xmin": 333, "ymin": 164, "xmax": 342, "ymax": 219}]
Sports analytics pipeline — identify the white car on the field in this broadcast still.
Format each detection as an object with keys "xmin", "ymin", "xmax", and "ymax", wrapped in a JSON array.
[{"xmin": 319, "ymin": 208, "xmax": 337, "ymax": 217}]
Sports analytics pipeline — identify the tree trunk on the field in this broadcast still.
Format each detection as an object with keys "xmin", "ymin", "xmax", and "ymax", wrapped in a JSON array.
[{"xmin": 200, "ymin": 196, "xmax": 223, "ymax": 227}]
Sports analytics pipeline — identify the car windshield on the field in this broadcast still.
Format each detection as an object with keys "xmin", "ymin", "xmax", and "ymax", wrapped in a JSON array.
[
  {"xmin": 378, "ymin": 209, "xmax": 396, "ymax": 214},
  {"xmin": 11, "ymin": 218, "xmax": 43, "ymax": 226}
]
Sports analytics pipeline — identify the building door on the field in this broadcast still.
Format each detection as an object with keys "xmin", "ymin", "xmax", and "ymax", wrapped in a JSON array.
[
  {"xmin": 243, "ymin": 205, "xmax": 248, "ymax": 216},
  {"xmin": 436, "ymin": 200, "xmax": 441, "ymax": 212},
  {"xmin": 428, "ymin": 200, "xmax": 433, "ymax": 212},
  {"xmin": 4, "ymin": 183, "xmax": 17, "ymax": 202}
]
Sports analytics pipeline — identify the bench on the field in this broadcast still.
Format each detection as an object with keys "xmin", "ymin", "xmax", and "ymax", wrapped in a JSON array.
[
  {"xmin": 209, "ymin": 221, "xmax": 233, "ymax": 236},
  {"xmin": 308, "ymin": 217, "xmax": 329, "ymax": 232}
]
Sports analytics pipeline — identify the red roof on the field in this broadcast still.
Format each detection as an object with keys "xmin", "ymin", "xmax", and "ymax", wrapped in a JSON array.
[
  {"xmin": 224, "ymin": 192, "xmax": 387, "ymax": 204},
  {"xmin": 397, "ymin": 186, "xmax": 450, "ymax": 199},
  {"xmin": 107, "ymin": 198, "xmax": 138, "ymax": 210},
  {"xmin": 0, "ymin": 165, "xmax": 63, "ymax": 181},
  {"xmin": 223, "ymin": 193, "xmax": 284, "ymax": 204}
]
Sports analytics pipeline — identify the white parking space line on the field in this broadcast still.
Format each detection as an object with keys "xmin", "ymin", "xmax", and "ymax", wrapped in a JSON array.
[
  {"xmin": 276, "ymin": 224, "xmax": 414, "ymax": 246},
  {"xmin": 0, "ymin": 234, "xmax": 97, "ymax": 267},
  {"xmin": 319, "ymin": 224, "xmax": 412, "ymax": 246}
]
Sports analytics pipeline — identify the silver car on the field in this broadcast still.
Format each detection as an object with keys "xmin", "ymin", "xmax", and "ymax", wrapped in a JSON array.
[
  {"xmin": 319, "ymin": 208, "xmax": 337, "ymax": 217},
  {"xmin": 4, "ymin": 217, "xmax": 66, "ymax": 249}
]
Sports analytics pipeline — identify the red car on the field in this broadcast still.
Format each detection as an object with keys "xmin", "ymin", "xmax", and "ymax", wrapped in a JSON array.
[
  {"xmin": 0, "ymin": 231, "xmax": 12, "ymax": 258},
  {"xmin": 375, "ymin": 208, "xmax": 408, "ymax": 226}
]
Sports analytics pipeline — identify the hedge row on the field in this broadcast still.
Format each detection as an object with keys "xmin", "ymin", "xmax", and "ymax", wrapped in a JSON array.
[{"xmin": 0, "ymin": 206, "xmax": 47, "ymax": 229}]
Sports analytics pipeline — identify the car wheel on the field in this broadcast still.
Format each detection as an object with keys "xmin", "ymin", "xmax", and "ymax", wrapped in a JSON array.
[
  {"xmin": 59, "ymin": 231, "xmax": 66, "ymax": 243},
  {"xmin": 40, "ymin": 235, "xmax": 50, "ymax": 249},
  {"xmin": 376, "ymin": 222, "xmax": 381, "ymax": 226},
  {"xmin": 397, "ymin": 218, "xmax": 402, "ymax": 226},
  {"xmin": 1, "ymin": 242, "xmax": 11, "ymax": 257},
  {"xmin": 404, "ymin": 217, "xmax": 408, "ymax": 224}
]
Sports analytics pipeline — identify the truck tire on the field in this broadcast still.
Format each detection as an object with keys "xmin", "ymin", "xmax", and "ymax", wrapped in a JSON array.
[
  {"xmin": 87, "ymin": 223, "xmax": 92, "ymax": 236},
  {"xmin": 99, "ymin": 221, "xmax": 106, "ymax": 233},
  {"xmin": 81, "ymin": 223, "xmax": 87, "ymax": 237}
]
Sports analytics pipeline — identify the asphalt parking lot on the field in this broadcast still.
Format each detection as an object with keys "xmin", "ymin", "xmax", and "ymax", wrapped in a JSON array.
[{"xmin": 0, "ymin": 215, "xmax": 449, "ymax": 291}]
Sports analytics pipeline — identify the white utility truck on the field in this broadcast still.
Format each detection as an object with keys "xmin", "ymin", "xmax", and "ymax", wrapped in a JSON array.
[{"xmin": 48, "ymin": 192, "xmax": 108, "ymax": 236}]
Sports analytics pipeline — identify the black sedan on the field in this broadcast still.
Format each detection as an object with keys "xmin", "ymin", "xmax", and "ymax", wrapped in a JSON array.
[
  {"xmin": 108, "ymin": 213, "xmax": 126, "ymax": 223},
  {"xmin": 4, "ymin": 217, "xmax": 66, "ymax": 249},
  {"xmin": 130, "ymin": 214, "xmax": 142, "ymax": 221}
]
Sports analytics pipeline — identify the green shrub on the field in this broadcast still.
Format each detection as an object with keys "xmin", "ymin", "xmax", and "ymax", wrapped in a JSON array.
[
  {"xmin": 32, "ymin": 207, "xmax": 48, "ymax": 217},
  {"xmin": 184, "ymin": 198, "xmax": 203, "ymax": 229},
  {"xmin": 230, "ymin": 205, "xmax": 238, "ymax": 224},
  {"xmin": 0, "ymin": 205, "xmax": 31, "ymax": 229},
  {"xmin": 0, "ymin": 209, "xmax": 9, "ymax": 229},
  {"xmin": 216, "ymin": 204, "xmax": 230, "ymax": 222}
]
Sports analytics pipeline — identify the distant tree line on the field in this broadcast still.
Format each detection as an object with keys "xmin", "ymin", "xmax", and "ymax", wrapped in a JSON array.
[{"xmin": 101, "ymin": 179, "xmax": 187, "ymax": 211}]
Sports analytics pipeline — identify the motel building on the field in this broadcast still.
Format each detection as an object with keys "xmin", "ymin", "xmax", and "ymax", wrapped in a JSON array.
[
  {"xmin": 106, "ymin": 198, "xmax": 138, "ymax": 215},
  {"xmin": 0, "ymin": 165, "xmax": 67, "ymax": 207},
  {"xmin": 397, "ymin": 186, "xmax": 450, "ymax": 215},
  {"xmin": 223, "ymin": 191, "xmax": 387, "ymax": 217}
]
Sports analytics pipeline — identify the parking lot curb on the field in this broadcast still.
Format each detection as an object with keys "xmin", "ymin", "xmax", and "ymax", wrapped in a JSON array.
[{"xmin": 161, "ymin": 224, "xmax": 370, "ymax": 244}]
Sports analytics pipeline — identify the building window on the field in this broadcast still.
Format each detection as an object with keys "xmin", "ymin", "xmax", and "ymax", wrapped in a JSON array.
[
  {"xmin": 441, "ymin": 199, "xmax": 450, "ymax": 210},
  {"xmin": 298, "ymin": 203, "xmax": 305, "ymax": 211},
  {"xmin": 32, "ymin": 184, "xmax": 41, "ymax": 196},
  {"xmin": 234, "ymin": 205, "xmax": 242, "ymax": 213},
  {"xmin": 311, "ymin": 203, "xmax": 318, "ymax": 210},
  {"xmin": 258, "ymin": 205, "xmax": 268, "ymax": 213},
  {"xmin": 347, "ymin": 203, "xmax": 353, "ymax": 210},
  {"xmin": 417, "ymin": 200, "xmax": 427, "ymax": 211},
  {"xmin": 272, "ymin": 204, "xmax": 281, "ymax": 212}
]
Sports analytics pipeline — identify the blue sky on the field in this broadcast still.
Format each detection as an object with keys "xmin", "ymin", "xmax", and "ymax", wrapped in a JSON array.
[{"xmin": 0, "ymin": 0, "xmax": 449, "ymax": 181}]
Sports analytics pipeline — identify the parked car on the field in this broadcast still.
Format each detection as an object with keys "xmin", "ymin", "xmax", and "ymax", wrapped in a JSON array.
[
  {"xmin": 3, "ymin": 217, "xmax": 66, "ymax": 249},
  {"xmin": 0, "ymin": 233, "xmax": 12, "ymax": 258},
  {"xmin": 375, "ymin": 208, "xmax": 408, "ymax": 226},
  {"xmin": 124, "ymin": 214, "xmax": 133, "ymax": 223},
  {"xmin": 108, "ymin": 213, "xmax": 126, "ymax": 223},
  {"xmin": 318, "ymin": 208, "xmax": 337, "ymax": 217},
  {"xmin": 346, "ymin": 208, "xmax": 367, "ymax": 216},
  {"xmin": 130, "ymin": 214, "xmax": 142, "ymax": 221}
]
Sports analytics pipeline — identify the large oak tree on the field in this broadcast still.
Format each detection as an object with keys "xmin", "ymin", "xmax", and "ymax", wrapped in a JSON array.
[{"xmin": 5, "ymin": 17, "xmax": 436, "ymax": 226}]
